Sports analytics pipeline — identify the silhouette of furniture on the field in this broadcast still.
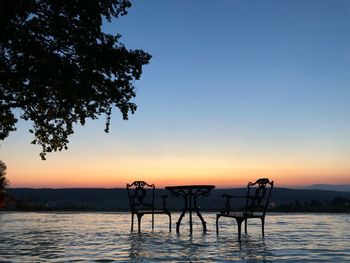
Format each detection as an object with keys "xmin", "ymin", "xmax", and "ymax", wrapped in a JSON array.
[
  {"xmin": 165, "ymin": 185, "xmax": 215, "ymax": 234},
  {"xmin": 216, "ymin": 178, "xmax": 274, "ymax": 241},
  {"xmin": 126, "ymin": 181, "xmax": 171, "ymax": 232}
]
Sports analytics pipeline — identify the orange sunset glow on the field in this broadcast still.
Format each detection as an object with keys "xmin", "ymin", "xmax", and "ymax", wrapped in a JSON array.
[{"xmin": 5, "ymin": 147, "xmax": 350, "ymax": 188}]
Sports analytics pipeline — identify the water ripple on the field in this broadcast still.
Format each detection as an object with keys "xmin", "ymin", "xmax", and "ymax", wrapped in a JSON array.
[{"xmin": 0, "ymin": 212, "xmax": 350, "ymax": 262}]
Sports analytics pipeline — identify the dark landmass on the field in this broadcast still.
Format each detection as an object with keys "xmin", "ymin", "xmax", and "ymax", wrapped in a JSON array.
[
  {"xmin": 3, "ymin": 187, "xmax": 350, "ymax": 212},
  {"xmin": 304, "ymin": 184, "xmax": 350, "ymax": 192}
]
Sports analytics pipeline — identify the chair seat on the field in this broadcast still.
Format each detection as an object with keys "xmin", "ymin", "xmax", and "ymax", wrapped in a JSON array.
[
  {"xmin": 135, "ymin": 210, "xmax": 170, "ymax": 214},
  {"xmin": 219, "ymin": 211, "xmax": 263, "ymax": 218}
]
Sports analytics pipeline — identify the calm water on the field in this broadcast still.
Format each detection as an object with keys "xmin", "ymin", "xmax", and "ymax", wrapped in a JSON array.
[{"xmin": 0, "ymin": 212, "xmax": 350, "ymax": 262}]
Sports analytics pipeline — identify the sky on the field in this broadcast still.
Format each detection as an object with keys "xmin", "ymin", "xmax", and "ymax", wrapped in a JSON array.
[{"xmin": 1, "ymin": 0, "xmax": 350, "ymax": 188}]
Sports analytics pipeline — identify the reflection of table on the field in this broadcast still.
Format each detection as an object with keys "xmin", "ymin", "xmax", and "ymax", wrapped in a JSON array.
[{"xmin": 165, "ymin": 185, "xmax": 215, "ymax": 234}]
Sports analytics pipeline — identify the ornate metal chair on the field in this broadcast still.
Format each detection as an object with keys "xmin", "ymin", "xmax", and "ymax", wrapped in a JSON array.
[
  {"xmin": 126, "ymin": 181, "xmax": 171, "ymax": 232},
  {"xmin": 216, "ymin": 178, "xmax": 274, "ymax": 241}
]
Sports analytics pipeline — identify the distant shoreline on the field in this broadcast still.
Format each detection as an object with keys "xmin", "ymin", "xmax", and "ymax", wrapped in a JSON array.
[{"xmin": 2, "ymin": 187, "xmax": 350, "ymax": 213}]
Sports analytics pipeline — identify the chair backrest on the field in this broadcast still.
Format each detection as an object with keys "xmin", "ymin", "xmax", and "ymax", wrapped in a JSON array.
[
  {"xmin": 126, "ymin": 181, "xmax": 155, "ymax": 212},
  {"xmin": 245, "ymin": 178, "xmax": 274, "ymax": 216}
]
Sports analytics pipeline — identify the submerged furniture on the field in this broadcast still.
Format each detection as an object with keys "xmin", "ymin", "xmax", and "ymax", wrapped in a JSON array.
[
  {"xmin": 165, "ymin": 185, "xmax": 215, "ymax": 234},
  {"xmin": 126, "ymin": 181, "xmax": 171, "ymax": 232},
  {"xmin": 216, "ymin": 178, "xmax": 274, "ymax": 241}
]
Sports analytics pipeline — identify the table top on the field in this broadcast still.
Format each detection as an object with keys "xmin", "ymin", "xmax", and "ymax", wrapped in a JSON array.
[{"xmin": 165, "ymin": 185, "xmax": 215, "ymax": 190}]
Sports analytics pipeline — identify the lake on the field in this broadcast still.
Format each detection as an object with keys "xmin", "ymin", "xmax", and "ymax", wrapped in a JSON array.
[{"xmin": 0, "ymin": 212, "xmax": 349, "ymax": 262}]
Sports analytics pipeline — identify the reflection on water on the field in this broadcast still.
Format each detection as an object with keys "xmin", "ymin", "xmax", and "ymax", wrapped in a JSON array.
[{"xmin": 0, "ymin": 212, "xmax": 350, "ymax": 262}]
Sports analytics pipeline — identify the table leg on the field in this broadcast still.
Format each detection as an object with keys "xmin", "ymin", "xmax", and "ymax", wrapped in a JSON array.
[
  {"xmin": 193, "ymin": 194, "xmax": 207, "ymax": 232},
  {"xmin": 176, "ymin": 208, "xmax": 187, "ymax": 233},
  {"xmin": 195, "ymin": 208, "xmax": 207, "ymax": 232},
  {"xmin": 189, "ymin": 189, "xmax": 193, "ymax": 234}
]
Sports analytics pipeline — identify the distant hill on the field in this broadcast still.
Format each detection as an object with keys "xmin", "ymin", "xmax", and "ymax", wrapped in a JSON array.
[
  {"xmin": 305, "ymin": 184, "xmax": 350, "ymax": 192},
  {"xmin": 5, "ymin": 187, "xmax": 350, "ymax": 211}
]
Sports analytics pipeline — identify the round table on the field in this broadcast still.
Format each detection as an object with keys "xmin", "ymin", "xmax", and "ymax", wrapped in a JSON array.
[{"xmin": 165, "ymin": 185, "xmax": 215, "ymax": 234}]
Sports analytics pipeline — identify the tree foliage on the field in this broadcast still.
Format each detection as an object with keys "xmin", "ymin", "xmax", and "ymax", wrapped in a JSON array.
[
  {"xmin": 0, "ymin": 0, "xmax": 151, "ymax": 159},
  {"xmin": 0, "ymin": 160, "xmax": 8, "ymax": 191}
]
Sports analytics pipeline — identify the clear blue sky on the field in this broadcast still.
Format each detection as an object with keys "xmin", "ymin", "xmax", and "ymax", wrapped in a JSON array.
[{"xmin": 1, "ymin": 0, "xmax": 350, "ymax": 187}]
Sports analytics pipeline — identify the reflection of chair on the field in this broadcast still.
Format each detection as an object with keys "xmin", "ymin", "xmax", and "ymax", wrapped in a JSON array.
[
  {"xmin": 126, "ymin": 181, "xmax": 171, "ymax": 232},
  {"xmin": 216, "ymin": 178, "xmax": 274, "ymax": 241}
]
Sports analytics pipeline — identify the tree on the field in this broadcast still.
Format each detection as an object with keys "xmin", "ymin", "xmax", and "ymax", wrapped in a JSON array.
[
  {"xmin": 0, "ymin": 160, "xmax": 8, "ymax": 191},
  {"xmin": 0, "ymin": 0, "xmax": 151, "ymax": 159}
]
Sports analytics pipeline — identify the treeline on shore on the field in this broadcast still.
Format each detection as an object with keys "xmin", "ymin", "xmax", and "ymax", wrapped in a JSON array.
[
  {"xmin": 1, "ymin": 187, "xmax": 350, "ymax": 212},
  {"xmin": 270, "ymin": 197, "xmax": 350, "ymax": 213}
]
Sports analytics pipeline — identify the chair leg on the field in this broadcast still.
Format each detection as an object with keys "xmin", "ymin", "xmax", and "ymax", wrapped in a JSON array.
[
  {"xmin": 236, "ymin": 218, "xmax": 244, "ymax": 242},
  {"xmin": 131, "ymin": 213, "xmax": 134, "ymax": 232},
  {"xmin": 216, "ymin": 214, "xmax": 220, "ymax": 234},
  {"xmin": 168, "ymin": 213, "xmax": 172, "ymax": 232},
  {"xmin": 261, "ymin": 217, "xmax": 265, "ymax": 237},
  {"xmin": 244, "ymin": 219, "xmax": 248, "ymax": 234},
  {"xmin": 137, "ymin": 214, "xmax": 143, "ymax": 232},
  {"xmin": 152, "ymin": 213, "xmax": 154, "ymax": 230}
]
